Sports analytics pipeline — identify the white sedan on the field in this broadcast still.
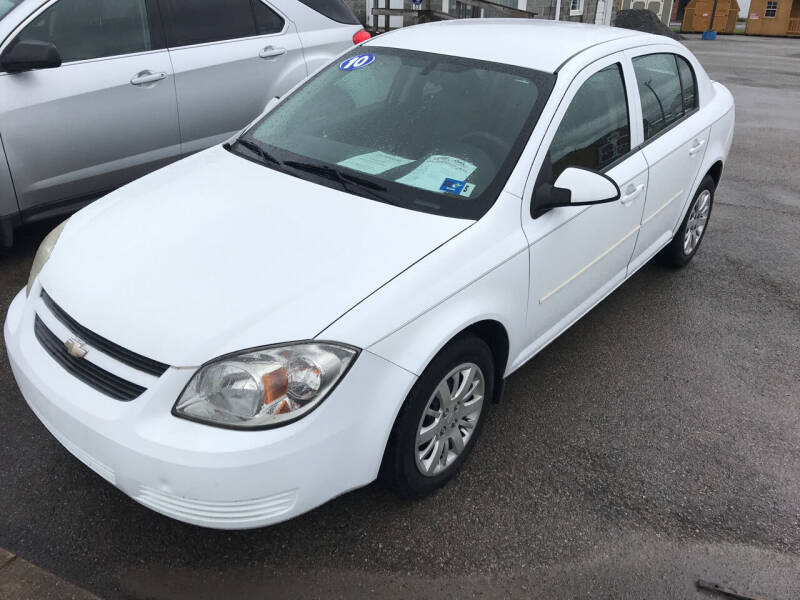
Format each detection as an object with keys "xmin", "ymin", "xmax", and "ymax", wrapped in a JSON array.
[{"xmin": 5, "ymin": 20, "xmax": 734, "ymax": 529}]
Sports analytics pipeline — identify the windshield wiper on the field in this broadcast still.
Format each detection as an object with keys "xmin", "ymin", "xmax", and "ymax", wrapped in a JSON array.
[
  {"xmin": 283, "ymin": 161, "xmax": 395, "ymax": 205},
  {"xmin": 226, "ymin": 138, "xmax": 282, "ymax": 168}
]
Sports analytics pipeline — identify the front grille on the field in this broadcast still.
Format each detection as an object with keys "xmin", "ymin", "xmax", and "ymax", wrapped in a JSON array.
[
  {"xmin": 41, "ymin": 291, "xmax": 168, "ymax": 377},
  {"xmin": 34, "ymin": 315, "xmax": 147, "ymax": 402}
]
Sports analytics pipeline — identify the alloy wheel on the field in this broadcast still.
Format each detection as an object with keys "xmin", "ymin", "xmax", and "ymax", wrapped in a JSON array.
[
  {"xmin": 684, "ymin": 189, "xmax": 711, "ymax": 255},
  {"xmin": 414, "ymin": 363, "xmax": 485, "ymax": 477}
]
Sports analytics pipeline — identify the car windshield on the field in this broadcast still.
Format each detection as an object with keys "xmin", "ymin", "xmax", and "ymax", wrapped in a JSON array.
[
  {"xmin": 237, "ymin": 46, "xmax": 555, "ymax": 220},
  {"xmin": 0, "ymin": 0, "xmax": 22, "ymax": 21}
]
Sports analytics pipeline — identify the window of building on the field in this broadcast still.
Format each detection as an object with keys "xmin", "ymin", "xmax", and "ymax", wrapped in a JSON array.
[
  {"xmin": 633, "ymin": 53, "xmax": 686, "ymax": 141},
  {"xmin": 765, "ymin": 1, "xmax": 778, "ymax": 16},
  {"xmin": 570, "ymin": 0, "xmax": 584, "ymax": 14},
  {"xmin": 14, "ymin": 0, "xmax": 152, "ymax": 63},
  {"xmin": 546, "ymin": 63, "xmax": 630, "ymax": 181}
]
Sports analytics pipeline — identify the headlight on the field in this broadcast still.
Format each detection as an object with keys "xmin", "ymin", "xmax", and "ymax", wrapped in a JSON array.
[
  {"xmin": 26, "ymin": 219, "xmax": 68, "ymax": 296},
  {"xmin": 173, "ymin": 343, "xmax": 358, "ymax": 429}
]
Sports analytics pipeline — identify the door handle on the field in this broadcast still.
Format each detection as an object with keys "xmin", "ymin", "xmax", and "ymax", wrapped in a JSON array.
[
  {"xmin": 259, "ymin": 46, "xmax": 286, "ymax": 59},
  {"xmin": 130, "ymin": 70, "xmax": 167, "ymax": 86},
  {"xmin": 688, "ymin": 139, "xmax": 706, "ymax": 157},
  {"xmin": 620, "ymin": 183, "xmax": 644, "ymax": 206}
]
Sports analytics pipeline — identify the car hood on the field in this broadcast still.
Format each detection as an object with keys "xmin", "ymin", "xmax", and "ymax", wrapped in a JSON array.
[{"xmin": 40, "ymin": 147, "xmax": 471, "ymax": 367}]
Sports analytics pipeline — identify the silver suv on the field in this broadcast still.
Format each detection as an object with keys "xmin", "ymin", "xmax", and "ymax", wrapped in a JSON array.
[{"xmin": 0, "ymin": 0, "xmax": 367, "ymax": 245}]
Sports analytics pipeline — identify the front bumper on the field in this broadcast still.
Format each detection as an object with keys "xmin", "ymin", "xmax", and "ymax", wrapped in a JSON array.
[{"xmin": 4, "ymin": 288, "xmax": 416, "ymax": 529}]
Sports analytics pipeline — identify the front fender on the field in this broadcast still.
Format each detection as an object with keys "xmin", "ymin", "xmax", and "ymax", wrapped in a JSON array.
[{"xmin": 319, "ymin": 191, "xmax": 530, "ymax": 378}]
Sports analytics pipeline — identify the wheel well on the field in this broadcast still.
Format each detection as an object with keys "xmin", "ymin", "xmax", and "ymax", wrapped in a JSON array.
[
  {"xmin": 707, "ymin": 161, "xmax": 724, "ymax": 189},
  {"xmin": 457, "ymin": 320, "xmax": 509, "ymax": 403}
]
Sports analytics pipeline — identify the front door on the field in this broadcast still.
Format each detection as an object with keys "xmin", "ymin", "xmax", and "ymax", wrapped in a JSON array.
[
  {"xmin": 0, "ymin": 0, "xmax": 181, "ymax": 215},
  {"xmin": 520, "ymin": 54, "xmax": 649, "ymax": 356},
  {"xmin": 626, "ymin": 50, "xmax": 710, "ymax": 272},
  {"xmin": 159, "ymin": 0, "xmax": 307, "ymax": 155}
]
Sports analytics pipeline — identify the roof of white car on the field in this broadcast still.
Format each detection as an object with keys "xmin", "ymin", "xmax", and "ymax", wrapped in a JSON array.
[{"xmin": 368, "ymin": 19, "xmax": 667, "ymax": 73}]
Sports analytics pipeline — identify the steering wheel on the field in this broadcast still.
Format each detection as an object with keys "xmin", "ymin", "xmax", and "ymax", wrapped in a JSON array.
[{"xmin": 457, "ymin": 131, "xmax": 510, "ymax": 160}]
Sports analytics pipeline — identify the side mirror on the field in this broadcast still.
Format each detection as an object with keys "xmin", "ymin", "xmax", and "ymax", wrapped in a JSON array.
[
  {"xmin": 0, "ymin": 39, "xmax": 61, "ymax": 73},
  {"xmin": 531, "ymin": 167, "xmax": 621, "ymax": 219}
]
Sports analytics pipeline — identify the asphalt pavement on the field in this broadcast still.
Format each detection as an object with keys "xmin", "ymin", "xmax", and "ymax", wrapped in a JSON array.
[{"xmin": 1, "ymin": 34, "xmax": 798, "ymax": 600}]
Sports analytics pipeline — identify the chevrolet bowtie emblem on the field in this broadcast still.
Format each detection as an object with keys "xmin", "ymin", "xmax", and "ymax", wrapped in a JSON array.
[{"xmin": 65, "ymin": 338, "xmax": 88, "ymax": 359}]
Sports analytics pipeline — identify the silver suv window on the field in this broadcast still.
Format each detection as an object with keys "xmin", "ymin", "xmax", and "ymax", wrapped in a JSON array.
[
  {"xmin": 160, "ymin": 0, "xmax": 283, "ymax": 48},
  {"xmin": 297, "ymin": 0, "xmax": 359, "ymax": 24},
  {"xmin": 14, "ymin": 0, "xmax": 153, "ymax": 62}
]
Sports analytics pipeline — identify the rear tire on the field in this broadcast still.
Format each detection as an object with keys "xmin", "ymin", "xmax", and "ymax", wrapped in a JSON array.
[
  {"xmin": 656, "ymin": 175, "xmax": 715, "ymax": 268},
  {"xmin": 381, "ymin": 336, "xmax": 493, "ymax": 499}
]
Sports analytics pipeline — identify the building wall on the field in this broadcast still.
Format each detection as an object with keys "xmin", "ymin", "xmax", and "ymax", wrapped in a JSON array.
[
  {"xmin": 745, "ymin": 0, "xmax": 798, "ymax": 33},
  {"xmin": 617, "ymin": 0, "xmax": 675, "ymax": 23},
  {"xmin": 357, "ymin": 0, "xmax": 612, "ymax": 29},
  {"xmin": 738, "ymin": 0, "xmax": 751, "ymax": 17},
  {"xmin": 681, "ymin": 0, "xmax": 739, "ymax": 31},
  {"xmin": 521, "ymin": 0, "xmax": 599, "ymax": 21}
]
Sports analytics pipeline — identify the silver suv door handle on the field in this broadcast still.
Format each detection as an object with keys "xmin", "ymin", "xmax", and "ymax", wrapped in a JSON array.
[
  {"xmin": 259, "ymin": 46, "xmax": 286, "ymax": 59},
  {"xmin": 688, "ymin": 139, "xmax": 706, "ymax": 156},
  {"xmin": 130, "ymin": 71, "xmax": 167, "ymax": 86}
]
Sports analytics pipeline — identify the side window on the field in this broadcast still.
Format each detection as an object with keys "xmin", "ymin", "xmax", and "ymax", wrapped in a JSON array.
[
  {"xmin": 161, "ymin": 0, "xmax": 281, "ymax": 47},
  {"xmin": 633, "ymin": 53, "xmax": 686, "ymax": 141},
  {"xmin": 676, "ymin": 55, "xmax": 697, "ymax": 112},
  {"xmin": 546, "ymin": 63, "xmax": 630, "ymax": 182},
  {"xmin": 296, "ymin": 0, "xmax": 359, "ymax": 24},
  {"xmin": 15, "ymin": 0, "xmax": 152, "ymax": 63},
  {"xmin": 254, "ymin": 2, "xmax": 285, "ymax": 35}
]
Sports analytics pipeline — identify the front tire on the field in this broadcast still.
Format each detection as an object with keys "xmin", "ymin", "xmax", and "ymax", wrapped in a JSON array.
[
  {"xmin": 381, "ymin": 336, "xmax": 494, "ymax": 498},
  {"xmin": 656, "ymin": 175, "xmax": 715, "ymax": 268}
]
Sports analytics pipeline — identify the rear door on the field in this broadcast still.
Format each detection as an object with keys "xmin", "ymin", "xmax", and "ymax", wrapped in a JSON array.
[
  {"xmin": 160, "ymin": 0, "xmax": 307, "ymax": 155},
  {"xmin": 0, "ymin": 0, "xmax": 180, "ymax": 215},
  {"xmin": 626, "ymin": 49, "xmax": 710, "ymax": 273}
]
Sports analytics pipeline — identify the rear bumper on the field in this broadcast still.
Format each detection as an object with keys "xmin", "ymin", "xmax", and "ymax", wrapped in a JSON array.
[{"xmin": 5, "ymin": 288, "xmax": 416, "ymax": 529}]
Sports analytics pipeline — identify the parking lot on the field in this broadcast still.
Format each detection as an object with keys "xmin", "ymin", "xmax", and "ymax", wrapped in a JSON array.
[{"xmin": 0, "ymin": 33, "xmax": 799, "ymax": 599}]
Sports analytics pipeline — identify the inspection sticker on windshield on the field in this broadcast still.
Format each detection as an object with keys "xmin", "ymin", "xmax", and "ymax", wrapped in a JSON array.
[
  {"xmin": 339, "ymin": 54, "xmax": 376, "ymax": 71},
  {"xmin": 337, "ymin": 151, "xmax": 413, "ymax": 175},
  {"xmin": 440, "ymin": 178, "xmax": 475, "ymax": 197},
  {"xmin": 396, "ymin": 155, "xmax": 476, "ymax": 193}
]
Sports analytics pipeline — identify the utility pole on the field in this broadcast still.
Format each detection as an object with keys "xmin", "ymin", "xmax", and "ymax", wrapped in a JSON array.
[{"xmin": 703, "ymin": 0, "xmax": 720, "ymax": 39}]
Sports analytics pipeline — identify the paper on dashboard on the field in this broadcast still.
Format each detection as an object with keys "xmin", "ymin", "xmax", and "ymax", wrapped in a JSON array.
[
  {"xmin": 396, "ymin": 155, "xmax": 476, "ymax": 192},
  {"xmin": 337, "ymin": 151, "xmax": 414, "ymax": 175}
]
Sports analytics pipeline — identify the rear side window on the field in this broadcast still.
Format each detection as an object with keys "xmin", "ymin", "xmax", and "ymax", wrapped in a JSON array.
[
  {"xmin": 254, "ymin": 1, "xmax": 284, "ymax": 34},
  {"xmin": 633, "ymin": 53, "xmax": 692, "ymax": 141},
  {"xmin": 14, "ymin": 0, "xmax": 153, "ymax": 62},
  {"xmin": 161, "ymin": 0, "xmax": 283, "ymax": 47},
  {"xmin": 547, "ymin": 63, "xmax": 631, "ymax": 181},
  {"xmin": 297, "ymin": 0, "xmax": 359, "ymax": 24},
  {"xmin": 676, "ymin": 55, "xmax": 698, "ymax": 112}
]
